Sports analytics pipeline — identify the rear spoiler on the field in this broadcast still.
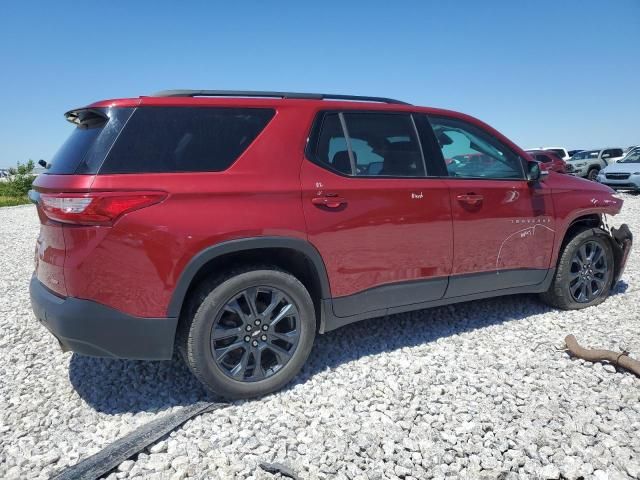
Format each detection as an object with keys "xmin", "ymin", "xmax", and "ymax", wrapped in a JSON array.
[{"xmin": 64, "ymin": 108, "xmax": 109, "ymax": 127}]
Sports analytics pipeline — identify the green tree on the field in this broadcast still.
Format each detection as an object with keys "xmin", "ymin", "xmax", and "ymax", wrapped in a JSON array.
[{"xmin": 0, "ymin": 159, "xmax": 36, "ymax": 197}]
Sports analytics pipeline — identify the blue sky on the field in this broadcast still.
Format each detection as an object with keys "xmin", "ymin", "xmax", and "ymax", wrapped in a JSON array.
[{"xmin": 0, "ymin": 1, "xmax": 638, "ymax": 168}]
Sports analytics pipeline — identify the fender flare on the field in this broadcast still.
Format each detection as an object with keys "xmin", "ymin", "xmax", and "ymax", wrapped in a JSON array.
[{"xmin": 167, "ymin": 236, "xmax": 331, "ymax": 318}]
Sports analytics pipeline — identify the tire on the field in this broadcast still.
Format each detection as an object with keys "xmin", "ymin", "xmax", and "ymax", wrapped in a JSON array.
[
  {"xmin": 540, "ymin": 228, "xmax": 614, "ymax": 310},
  {"xmin": 587, "ymin": 167, "xmax": 599, "ymax": 181},
  {"xmin": 179, "ymin": 267, "xmax": 316, "ymax": 399}
]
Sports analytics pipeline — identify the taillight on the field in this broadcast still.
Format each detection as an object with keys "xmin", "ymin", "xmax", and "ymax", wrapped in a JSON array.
[{"xmin": 39, "ymin": 192, "xmax": 166, "ymax": 225}]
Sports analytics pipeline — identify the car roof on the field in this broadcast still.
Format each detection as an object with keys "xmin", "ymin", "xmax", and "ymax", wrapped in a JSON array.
[
  {"xmin": 82, "ymin": 90, "xmax": 464, "ymax": 118},
  {"xmin": 72, "ymin": 90, "xmax": 533, "ymax": 159}
]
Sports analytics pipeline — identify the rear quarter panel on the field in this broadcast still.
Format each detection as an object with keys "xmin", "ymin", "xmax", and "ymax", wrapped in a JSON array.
[{"xmin": 65, "ymin": 105, "xmax": 316, "ymax": 318}]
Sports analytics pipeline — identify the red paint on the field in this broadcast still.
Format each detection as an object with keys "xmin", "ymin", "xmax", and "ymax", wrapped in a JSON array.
[
  {"xmin": 300, "ymin": 161, "xmax": 453, "ymax": 297},
  {"xmin": 33, "ymin": 95, "xmax": 624, "ymax": 318},
  {"xmin": 526, "ymin": 150, "xmax": 567, "ymax": 173}
]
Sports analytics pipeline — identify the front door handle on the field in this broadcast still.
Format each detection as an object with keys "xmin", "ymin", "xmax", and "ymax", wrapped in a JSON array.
[
  {"xmin": 456, "ymin": 193, "xmax": 484, "ymax": 206},
  {"xmin": 311, "ymin": 196, "xmax": 347, "ymax": 208}
]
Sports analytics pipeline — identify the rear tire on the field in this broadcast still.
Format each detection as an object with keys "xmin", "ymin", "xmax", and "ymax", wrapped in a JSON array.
[
  {"xmin": 540, "ymin": 228, "xmax": 614, "ymax": 310},
  {"xmin": 179, "ymin": 267, "xmax": 316, "ymax": 399},
  {"xmin": 587, "ymin": 167, "xmax": 599, "ymax": 181}
]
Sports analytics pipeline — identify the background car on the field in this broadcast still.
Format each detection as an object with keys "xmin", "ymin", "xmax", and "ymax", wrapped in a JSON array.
[
  {"xmin": 565, "ymin": 148, "xmax": 625, "ymax": 180},
  {"xmin": 568, "ymin": 149, "xmax": 584, "ymax": 157},
  {"xmin": 597, "ymin": 147, "xmax": 640, "ymax": 192},
  {"xmin": 542, "ymin": 146, "xmax": 571, "ymax": 160},
  {"xmin": 525, "ymin": 149, "xmax": 567, "ymax": 173}
]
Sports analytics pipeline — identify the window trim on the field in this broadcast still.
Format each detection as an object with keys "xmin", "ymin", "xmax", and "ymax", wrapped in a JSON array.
[
  {"xmin": 305, "ymin": 109, "xmax": 431, "ymax": 179},
  {"xmin": 337, "ymin": 113, "xmax": 357, "ymax": 174},
  {"xmin": 425, "ymin": 114, "xmax": 528, "ymax": 181}
]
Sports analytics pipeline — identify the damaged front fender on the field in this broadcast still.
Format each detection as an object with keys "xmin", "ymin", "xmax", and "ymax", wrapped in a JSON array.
[{"xmin": 609, "ymin": 223, "xmax": 633, "ymax": 286}]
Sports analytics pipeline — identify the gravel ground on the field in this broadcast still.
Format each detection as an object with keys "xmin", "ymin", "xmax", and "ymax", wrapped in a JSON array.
[{"xmin": 1, "ymin": 195, "xmax": 639, "ymax": 480}]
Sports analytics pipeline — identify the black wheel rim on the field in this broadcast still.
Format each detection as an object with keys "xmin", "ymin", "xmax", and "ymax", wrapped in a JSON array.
[
  {"xmin": 210, "ymin": 286, "xmax": 300, "ymax": 382},
  {"xmin": 569, "ymin": 240, "xmax": 608, "ymax": 303}
]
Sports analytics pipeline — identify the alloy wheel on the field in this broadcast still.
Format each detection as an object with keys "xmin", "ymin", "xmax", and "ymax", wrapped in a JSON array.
[
  {"xmin": 210, "ymin": 286, "xmax": 300, "ymax": 382},
  {"xmin": 569, "ymin": 241, "xmax": 608, "ymax": 303}
]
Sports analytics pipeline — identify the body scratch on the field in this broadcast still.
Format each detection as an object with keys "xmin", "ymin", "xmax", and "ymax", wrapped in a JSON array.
[{"xmin": 496, "ymin": 224, "xmax": 555, "ymax": 270}]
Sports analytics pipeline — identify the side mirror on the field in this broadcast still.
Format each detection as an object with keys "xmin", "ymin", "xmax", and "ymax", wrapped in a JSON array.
[{"xmin": 526, "ymin": 161, "xmax": 548, "ymax": 184}]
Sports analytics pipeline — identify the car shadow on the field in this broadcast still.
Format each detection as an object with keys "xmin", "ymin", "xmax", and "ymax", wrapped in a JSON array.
[
  {"xmin": 68, "ymin": 289, "xmax": 621, "ymax": 414},
  {"xmin": 68, "ymin": 353, "xmax": 215, "ymax": 414}
]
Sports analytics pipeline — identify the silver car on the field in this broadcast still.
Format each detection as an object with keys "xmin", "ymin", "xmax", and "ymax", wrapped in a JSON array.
[
  {"xmin": 565, "ymin": 148, "xmax": 624, "ymax": 180},
  {"xmin": 596, "ymin": 148, "xmax": 640, "ymax": 191}
]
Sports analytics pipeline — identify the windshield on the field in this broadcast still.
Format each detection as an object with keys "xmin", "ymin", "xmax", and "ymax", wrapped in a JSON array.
[
  {"xmin": 621, "ymin": 149, "xmax": 640, "ymax": 163},
  {"xmin": 571, "ymin": 150, "xmax": 599, "ymax": 160}
]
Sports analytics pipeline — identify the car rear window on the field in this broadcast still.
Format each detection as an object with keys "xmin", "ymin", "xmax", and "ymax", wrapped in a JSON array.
[
  {"xmin": 47, "ymin": 108, "xmax": 134, "ymax": 175},
  {"xmin": 546, "ymin": 149, "xmax": 565, "ymax": 158},
  {"xmin": 99, "ymin": 107, "xmax": 275, "ymax": 174}
]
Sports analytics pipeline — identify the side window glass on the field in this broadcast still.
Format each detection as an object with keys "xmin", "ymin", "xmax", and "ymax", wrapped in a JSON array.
[
  {"xmin": 315, "ymin": 114, "xmax": 352, "ymax": 174},
  {"xmin": 342, "ymin": 113, "xmax": 426, "ymax": 177},
  {"xmin": 428, "ymin": 116, "xmax": 524, "ymax": 179}
]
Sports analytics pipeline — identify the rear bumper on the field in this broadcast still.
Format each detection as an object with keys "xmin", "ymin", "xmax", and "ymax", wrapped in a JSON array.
[{"xmin": 29, "ymin": 275, "xmax": 178, "ymax": 360}]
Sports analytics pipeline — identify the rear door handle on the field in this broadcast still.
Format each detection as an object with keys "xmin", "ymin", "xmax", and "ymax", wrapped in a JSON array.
[
  {"xmin": 456, "ymin": 193, "xmax": 484, "ymax": 206},
  {"xmin": 311, "ymin": 196, "xmax": 347, "ymax": 208}
]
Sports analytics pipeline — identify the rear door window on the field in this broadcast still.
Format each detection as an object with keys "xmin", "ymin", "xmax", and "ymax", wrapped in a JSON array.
[
  {"xmin": 310, "ymin": 112, "xmax": 427, "ymax": 177},
  {"xmin": 546, "ymin": 149, "xmax": 566, "ymax": 158},
  {"xmin": 100, "ymin": 107, "xmax": 275, "ymax": 174},
  {"xmin": 604, "ymin": 148, "xmax": 623, "ymax": 158},
  {"xmin": 343, "ymin": 113, "xmax": 425, "ymax": 177}
]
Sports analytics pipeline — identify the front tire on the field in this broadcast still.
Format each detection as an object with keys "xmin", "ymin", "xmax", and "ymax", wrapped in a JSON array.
[
  {"xmin": 587, "ymin": 167, "xmax": 600, "ymax": 181},
  {"xmin": 541, "ymin": 228, "xmax": 614, "ymax": 310},
  {"xmin": 179, "ymin": 268, "xmax": 316, "ymax": 399}
]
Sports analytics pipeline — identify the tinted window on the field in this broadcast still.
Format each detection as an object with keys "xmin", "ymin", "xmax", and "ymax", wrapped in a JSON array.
[
  {"xmin": 546, "ymin": 149, "xmax": 566, "ymax": 158},
  {"xmin": 315, "ymin": 114, "xmax": 352, "ymax": 174},
  {"xmin": 312, "ymin": 112, "xmax": 426, "ymax": 177},
  {"xmin": 47, "ymin": 108, "xmax": 134, "ymax": 175},
  {"xmin": 429, "ymin": 116, "xmax": 524, "ymax": 179},
  {"xmin": 604, "ymin": 148, "xmax": 623, "ymax": 158},
  {"xmin": 101, "ymin": 107, "xmax": 275, "ymax": 174},
  {"xmin": 343, "ymin": 113, "xmax": 425, "ymax": 177}
]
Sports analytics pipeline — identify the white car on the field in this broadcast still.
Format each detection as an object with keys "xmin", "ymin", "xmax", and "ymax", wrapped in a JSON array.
[{"xmin": 565, "ymin": 148, "xmax": 625, "ymax": 180}]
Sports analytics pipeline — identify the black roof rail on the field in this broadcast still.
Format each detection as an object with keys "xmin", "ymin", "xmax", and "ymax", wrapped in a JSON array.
[{"xmin": 152, "ymin": 90, "xmax": 411, "ymax": 105}]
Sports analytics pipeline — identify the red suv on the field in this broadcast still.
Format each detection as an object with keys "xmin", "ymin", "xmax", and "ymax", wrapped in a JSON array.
[
  {"xmin": 30, "ymin": 90, "xmax": 632, "ymax": 399},
  {"xmin": 525, "ymin": 149, "xmax": 567, "ymax": 173}
]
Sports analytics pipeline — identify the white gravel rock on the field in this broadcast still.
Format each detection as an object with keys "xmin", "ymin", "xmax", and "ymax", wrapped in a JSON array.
[{"xmin": 1, "ymin": 194, "xmax": 639, "ymax": 479}]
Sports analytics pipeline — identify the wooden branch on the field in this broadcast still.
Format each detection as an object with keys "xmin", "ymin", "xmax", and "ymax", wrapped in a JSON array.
[{"xmin": 565, "ymin": 335, "xmax": 640, "ymax": 377}]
